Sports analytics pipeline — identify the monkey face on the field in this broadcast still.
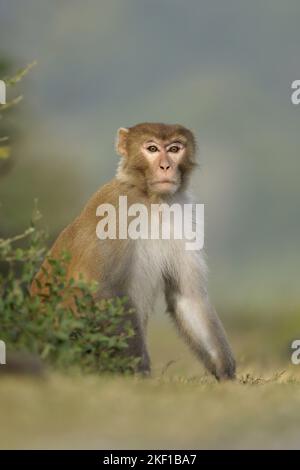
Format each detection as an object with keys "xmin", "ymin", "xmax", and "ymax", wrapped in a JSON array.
[
  {"xmin": 116, "ymin": 123, "xmax": 197, "ymax": 196},
  {"xmin": 140, "ymin": 138, "xmax": 186, "ymax": 195}
]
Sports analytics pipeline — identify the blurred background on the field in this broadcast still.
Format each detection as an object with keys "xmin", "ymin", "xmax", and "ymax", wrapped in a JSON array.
[
  {"xmin": 2, "ymin": 0, "xmax": 300, "ymax": 450},
  {"xmin": 1, "ymin": 0, "xmax": 300, "ymax": 315}
]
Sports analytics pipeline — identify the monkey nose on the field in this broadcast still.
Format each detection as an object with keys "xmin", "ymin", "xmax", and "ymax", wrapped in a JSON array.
[{"xmin": 159, "ymin": 163, "xmax": 170, "ymax": 171}]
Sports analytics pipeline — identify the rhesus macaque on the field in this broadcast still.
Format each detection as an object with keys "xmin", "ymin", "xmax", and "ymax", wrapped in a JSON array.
[{"xmin": 31, "ymin": 123, "xmax": 236, "ymax": 380}]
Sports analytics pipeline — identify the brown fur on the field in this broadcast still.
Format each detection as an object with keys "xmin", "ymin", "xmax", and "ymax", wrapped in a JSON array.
[{"xmin": 30, "ymin": 123, "xmax": 236, "ymax": 379}]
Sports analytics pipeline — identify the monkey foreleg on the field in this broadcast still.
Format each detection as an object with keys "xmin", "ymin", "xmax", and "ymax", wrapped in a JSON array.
[{"xmin": 166, "ymin": 291, "xmax": 236, "ymax": 381}]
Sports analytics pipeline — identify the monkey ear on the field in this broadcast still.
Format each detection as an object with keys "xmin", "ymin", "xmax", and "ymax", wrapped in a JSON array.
[{"xmin": 116, "ymin": 127, "xmax": 129, "ymax": 157}]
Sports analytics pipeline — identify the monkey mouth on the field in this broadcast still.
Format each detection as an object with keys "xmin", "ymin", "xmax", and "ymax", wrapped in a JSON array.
[
  {"xmin": 151, "ymin": 179, "xmax": 177, "ymax": 186},
  {"xmin": 150, "ymin": 179, "xmax": 178, "ymax": 194}
]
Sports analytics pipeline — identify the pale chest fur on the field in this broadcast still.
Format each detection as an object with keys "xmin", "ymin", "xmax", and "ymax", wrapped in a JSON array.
[{"xmin": 127, "ymin": 197, "xmax": 206, "ymax": 317}]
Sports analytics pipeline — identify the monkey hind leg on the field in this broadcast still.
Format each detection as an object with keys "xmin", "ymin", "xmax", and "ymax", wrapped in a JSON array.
[
  {"xmin": 126, "ymin": 319, "xmax": 151, "ymax": 376},
  {"xmin": 113, "ymin": 297, "xmax": 151, "ymax": 376},
  {"xmin": 167, "ymin": 293, "xmax": 236, "ymax": 381}
]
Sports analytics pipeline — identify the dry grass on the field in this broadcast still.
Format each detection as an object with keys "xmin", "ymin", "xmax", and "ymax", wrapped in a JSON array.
[{"xmin": 0, "ymin": 313, "xmax": 300, "ymax": 449}]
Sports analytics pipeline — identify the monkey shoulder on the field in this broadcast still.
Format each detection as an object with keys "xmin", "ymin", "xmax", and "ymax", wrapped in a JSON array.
[{"xmin": 80, "ymin": 178, "xmax": 129, "ymax": 216}]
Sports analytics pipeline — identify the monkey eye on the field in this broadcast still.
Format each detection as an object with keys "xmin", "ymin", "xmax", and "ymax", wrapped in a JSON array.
[
  {"xmin": 147, "ymin": 145, "xmax": 159, "ymax": 153},
  {"xmin": 168, "ymin": 145, "xmax": 180, "ymax": 153}
]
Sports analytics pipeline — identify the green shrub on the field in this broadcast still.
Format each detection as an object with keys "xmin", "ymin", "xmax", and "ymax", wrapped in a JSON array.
[
  {"xmin": 0, "ymin": 64, "xmax": 139, "ymax": 375},
  {"xmin": 0, "ymin": 215, "xmax": 140, "ymax": 374},
  {"xmin": 0, "ymin": 62, "xmax": 36, "ymax": 163}
]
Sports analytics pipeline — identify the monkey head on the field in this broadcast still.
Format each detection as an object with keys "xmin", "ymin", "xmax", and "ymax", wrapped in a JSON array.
[{"xmin": 116, "ymin": 122, "xmax": 197, "ymax": 197}]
